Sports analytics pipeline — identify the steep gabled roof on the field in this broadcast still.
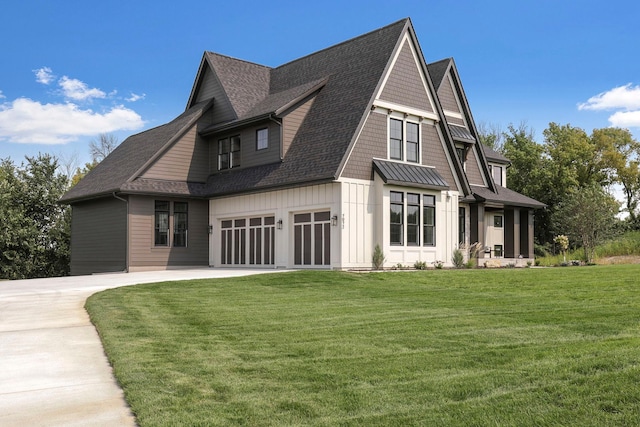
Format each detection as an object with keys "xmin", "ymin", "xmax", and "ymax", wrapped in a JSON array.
[
  {"xmin": 60, "ymin": 100, "xmax": 212, "ymax": 203},
  {"xmin": 198, "ymin": 18, "xmax": 411, "ymax": 195}
]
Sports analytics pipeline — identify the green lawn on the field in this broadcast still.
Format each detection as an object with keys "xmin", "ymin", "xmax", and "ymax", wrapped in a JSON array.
[{"xmin": 86, "ymin": 266, "xmax": 640, "ymax": 426}]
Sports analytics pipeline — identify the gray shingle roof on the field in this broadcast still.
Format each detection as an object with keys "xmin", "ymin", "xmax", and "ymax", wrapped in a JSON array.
[
  {"xmin": 426, "ymin": 58, "xmax": 451, "ymax": 90},
  {"xmin": 60, "ymin": 100, "xmax": 211, "ymax": 203},
  {"xmin": 481, "ymin": 145, "xmax": 511, "ymax": 164},
  {"xmin": 373, "ymin": 159, "xmax": 449, "ymax": 190},
  {"xmin": 471, "ymin": 185, "xmax": 546, "ymax": 208}
]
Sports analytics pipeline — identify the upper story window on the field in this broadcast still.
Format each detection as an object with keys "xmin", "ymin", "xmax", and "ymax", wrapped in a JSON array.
[
  {"xmin": 218, "ymin": 135, "xmax": 240, "ymax": 170},
  {"xmin": 256, "ymin": 128, "xmax": 268, "ymax": 151},
  {"xmin": 389, "ymin": 117, "xmax": 419, "ymax": 163},
  {"xmin": 492, "ymin": 165, "xmax": 503, "ymax": 186}
]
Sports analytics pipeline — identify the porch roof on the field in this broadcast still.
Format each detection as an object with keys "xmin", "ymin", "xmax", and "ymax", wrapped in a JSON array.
[
  {"xmin": 470, "ymin": 185, "xmax": 546, "ymax": 209},
  {"xmin": 373, "ymin": 159, "xmax": 449, "ymax": 190}
]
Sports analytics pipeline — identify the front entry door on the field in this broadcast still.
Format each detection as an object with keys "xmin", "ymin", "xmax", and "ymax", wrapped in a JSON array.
[{"xmin": 293, "ymin": 211, "xmax": 331, "ymax": 267}]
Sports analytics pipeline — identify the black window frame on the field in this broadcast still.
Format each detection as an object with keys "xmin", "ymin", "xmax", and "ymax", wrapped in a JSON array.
[
  {"xmin": 390, "ymin": 191, "xmax": 404, "ymax": 245},
  {"xmin": 406, "ymin": 122, "xmax": 419, "ymax": 163},
  {"xmin": 406, "ymin": 193, "xmax": 420, "ymax": 246},
  {"xmin": 494, "ymin": 215, "xmax": 503, "ymax": 228},
  {"xmin": 423, "ymin": 194, "xmax": 436, "ymax": 247},
  {"xmin": 218, "ymin": 135, "xmax": 240, "ymax": 170},
  {"xmin": 389, "ymin": 118, "xmax": 403, "ymax": 161},
  {"xmin": 154, "ymin": 201, "xmax": 170, "ymax": 247},
  {"xmin": 173, "ymin": 202, "xmax": 188, "ymax": 247}
]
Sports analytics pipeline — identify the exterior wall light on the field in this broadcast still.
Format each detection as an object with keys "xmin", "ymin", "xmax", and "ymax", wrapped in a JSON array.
[
  {"xmin": 277, "ymin": 219, "xmax": 283, "ymax": 230},
  {"xmin": 208, "ymin": 225, "xmax": 213, "ymax": 234},
  {"xmin": 331, "ymin": 215, "xmax": 338, "ymax": 226}
]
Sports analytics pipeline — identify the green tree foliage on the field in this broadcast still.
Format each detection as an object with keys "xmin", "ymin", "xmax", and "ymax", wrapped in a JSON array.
[
  {"xmin": 552, "ymin": 185, "xmax": 619, "ymax": 263},
  {"xmin": 0, "ymin": 155, "xmax": 70, "ymax": 279}
]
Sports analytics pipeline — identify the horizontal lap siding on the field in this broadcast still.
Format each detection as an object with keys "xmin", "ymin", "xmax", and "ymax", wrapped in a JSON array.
[
  {"xmin": 143, "ymin": 126, "xmax": 209, "ymax": 182},
  {"xmin": 283, "ymin": 96, "xmax": 315, "ymax": 158},
  {"xmin": 422, "ymin": 125, "xmax": 455, "ymax": 189},
  {"xmin": 129, "ymin": 196, "xmax": 208, "ymax": 268},
  {"xmin": 70, "ymin": 197, "xmax": 127, "ymax": 275},
  {"xmin": 438, "ymin": 74, "xmax": 461, "ymax": 113}
]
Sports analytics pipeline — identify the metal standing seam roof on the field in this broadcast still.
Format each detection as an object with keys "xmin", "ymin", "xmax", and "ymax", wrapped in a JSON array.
[
  {"xmin": 448, "ymin": 125, "xmax": 476, "ymax": 143},
  {"xmin": 373, "ymin": 159, "xmax": 449, "ymax": 190}
]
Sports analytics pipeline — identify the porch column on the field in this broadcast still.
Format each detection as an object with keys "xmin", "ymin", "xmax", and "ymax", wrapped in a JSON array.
[
  {"xmin": 504, "ymin": 208, "xmax": 520, "ymax": 258},
  {"xmin": 519, "ymin": 209, "xmax": 534, "ymax": 258},
  {"xmin": 470, "ymin": 204, "xmax": 485, "ymax": 259}
]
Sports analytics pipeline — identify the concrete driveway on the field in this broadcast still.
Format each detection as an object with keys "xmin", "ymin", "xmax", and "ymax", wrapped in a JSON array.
[{"xmin": 0, "ymin": 268, "xmax": 284, "ymax": 426}]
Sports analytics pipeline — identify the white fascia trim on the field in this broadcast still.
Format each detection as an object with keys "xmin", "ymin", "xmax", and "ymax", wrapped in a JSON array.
[
  {"xmin": 444, "ymin": 110, "xmax": 464, "ymax": 120},
  {"xmin": 446, "ymin": 74, "xmax": 468, "ymax": 127},
  {"xmin": 373, "ymin": 100, "xmax": 439, "ymax": 123}
]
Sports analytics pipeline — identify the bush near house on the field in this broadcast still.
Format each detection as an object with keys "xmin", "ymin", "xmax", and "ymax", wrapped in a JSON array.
[{"xmin": 88, "ymin": 267, "xmax": 640, "ymax": 426}]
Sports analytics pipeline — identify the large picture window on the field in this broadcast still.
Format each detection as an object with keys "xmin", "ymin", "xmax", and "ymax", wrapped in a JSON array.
[
  {"xmin": 390, "ymin": 191, "xmax": 404, "ymax": 245},
  {"xmin": 218, "ymin": 135, "xmax": 240, "ymax": 170}
]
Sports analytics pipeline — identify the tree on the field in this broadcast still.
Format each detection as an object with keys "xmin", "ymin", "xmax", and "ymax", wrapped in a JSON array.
[
  {"xmin": 0, "ymin": 155, "xmax": 70, "ymax": 279},
  {"xmin": 89, "ymin": 133, "xmax": 119, "ymax": 163},
  {"xmin": 591, "ymin": 127, "xmax": 640, "ymax": 223},
  {"xmin": 477, "ymin": 122, "xmax": 504, "ymax": 152},
  {"xmin": 552, "ymin": 185, "xmax": 619, "ymax": 263}
]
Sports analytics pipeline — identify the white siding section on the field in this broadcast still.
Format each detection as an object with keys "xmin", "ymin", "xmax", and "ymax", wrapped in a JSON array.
[
  {"xmin": 340, "ymin": 179, "xmax": 375, "ymax": 268},
  {"xmin": 209, "ymin": 183, "xmax": 341, "ymax": 268}
]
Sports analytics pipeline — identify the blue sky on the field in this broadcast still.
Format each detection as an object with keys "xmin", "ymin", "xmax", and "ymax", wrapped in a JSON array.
[{"xmin": 2, "ymin": 0, "xmax": 639, "ymax": 170}]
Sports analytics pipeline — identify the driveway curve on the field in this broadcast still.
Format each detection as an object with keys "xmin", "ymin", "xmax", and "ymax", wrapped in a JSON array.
[{"xmin": 0, "ymin": 268, "xmax": 284, "ymax": 426}]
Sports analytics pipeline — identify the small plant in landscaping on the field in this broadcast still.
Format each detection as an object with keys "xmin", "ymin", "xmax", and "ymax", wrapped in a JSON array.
[
  {"xmin": 452, "ymin": 248, "xmax": 465, "ymax": 268},
  {"xmin": 414, "ymin": 260, "xmax": 428, "ymax": 270},
  {"xmin": 554, "ymin": 234, "xmax": 569, "ymax": 263},
  {"xmin": 433, "ymin": 260, "xmax": 444, "ymax": 269},
  {"xmin": 372, "ymin": 244, "xmax": 386, "ymax": 270}
]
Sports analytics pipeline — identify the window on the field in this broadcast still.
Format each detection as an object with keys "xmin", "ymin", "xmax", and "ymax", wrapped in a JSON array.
[
  {"xmin": 494, "ymin": 245, "xmax": 503, "ymax": 257},
  {"xmin": 407, "ymin": 193, "xmax": 420, "ymax": 245},
  {"xmin": 218, "ymin": 135, "xmax": 240, "ymax": 170},
  {"xmin": 492, "ymin": 165, "xmax": 503, "ymax": 186},
  {"xmin": 155, "ymin": 201, "xmax": 188, "ymax": 247},
  {"xmin": 390, "ymin": 191, "xmax": 403, "ymax": 245},
  {"xmin": 494, "ymin": 215, "xmax": 503, "ymax": 228},
  {"xmin": 423, "ymin": 195, "xmax": 436, "ymax": 246},
  {"xmin": 406, "ymin": 122, "xmax": 419, "ymax": 163},
  {"xmin": 459, "ymin": 207, "xmax": 466, "ymax": 245},
  {"xmin": 389, "ymin": 118, "xmax": 403, "ymax": 160},
  {"xmin": 389, "ymin": 118, "xmax": 420, "ymax": 163},
  {"xmin": 173, "ymin": 202, "xmax": 188, "ymax": 247},
  {"xmin": 154, "ymin": 201, "xmax": 169, "ymax": 246},
  {"xmin": 256, "ymin": 128, "xmax": 268, "ymax": 150}
]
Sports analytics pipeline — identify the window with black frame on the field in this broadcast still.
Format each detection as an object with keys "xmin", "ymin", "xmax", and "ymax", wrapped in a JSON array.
[
  {"xmin": 173, "ymin": 202, "xmax": 188, "ymax": 247},
  {"xmin": 390, "ymin": 191, "xmax": 403, "ymax": 245}
]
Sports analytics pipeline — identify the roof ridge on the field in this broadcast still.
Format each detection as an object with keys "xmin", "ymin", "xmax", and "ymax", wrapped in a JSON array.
[
  {"xmin": 205, "ymin": 51, "xmax": 272, "ymax": 70},
  {"xmin": 274, "ymin": 18, "xmax": 410, "ymax": 71}
]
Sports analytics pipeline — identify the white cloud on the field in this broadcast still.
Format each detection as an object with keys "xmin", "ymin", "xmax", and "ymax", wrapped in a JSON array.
[
  {"xmin": 34, "ymin": 67, "xmax": 55, "ymax": 85},
  {"xmin": 579, "ymin": 84, "xmax": 640, "ymax": 129},
  {"xmin": 608, "ymin": 110, "xmax": 640, "ymax": 128},
  {"xmin": 0, "ymin": 98, "xmax": 144, "ymax": 144},
  {"xmin": 0, "ymin": 90, "xmax": 5, "ymax": 99},
  {"xmin": 59, "ymin": 76, "xmax": 106, "ymax": 101},
  {"xmin": 126, "ymin": 92, "xmax": 146, "ymax": 102}
]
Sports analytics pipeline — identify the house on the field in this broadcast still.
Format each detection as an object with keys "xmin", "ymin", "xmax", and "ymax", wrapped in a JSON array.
[{"xmin": 60, "ymin": 18, "xmax": 544, "ymax": 275}]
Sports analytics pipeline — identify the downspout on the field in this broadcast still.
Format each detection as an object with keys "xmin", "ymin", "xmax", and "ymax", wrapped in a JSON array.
[{"xmin": 113, "ymin": 192, "xmax": 129, "ymax": 273}]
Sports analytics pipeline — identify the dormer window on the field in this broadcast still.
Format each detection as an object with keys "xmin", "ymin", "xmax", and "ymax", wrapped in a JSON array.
[
  {"xmin": 492, "ymin": 165, "xmax": 503, "ymax": 186},
  {"xmin": 389, "ymin": 117, "xmax": 419, "ymax": 163},
  {"xmin": 455, "ymin": 146, "xmax": 465, "ymax": 168},
  {"xmin": 218, "ymin": 135, "xmax": 240, "ymax": 170}
]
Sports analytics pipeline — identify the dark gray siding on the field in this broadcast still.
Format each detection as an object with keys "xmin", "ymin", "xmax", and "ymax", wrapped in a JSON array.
[
  {"xmin": 379, "ymin": 40, "xmax": 433, "ymax": 113},
  {"xmin": 342, "ymin": 112, "xmax": 387, "ymax": 180},
  {"xmin": 129, "ymin": 196, "xmax": 208, "ymax": 269},
  {"xmin": 465, "ymin": 145, "xmax": 485, "ymax": 186},
  {"xmin": 70, "ymin": 197, "xmax": 127, "ymax": 275},
  {"xmin": 196, "ymin": 66, "xmax": 236, "ymax": 124},
  {"xmin": 209, "ymin": 120, "xmax": 281, "ymax": 174}
]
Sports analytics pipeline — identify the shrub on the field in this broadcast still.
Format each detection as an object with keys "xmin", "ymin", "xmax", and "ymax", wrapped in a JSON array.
[
  {"xmin": 452, "ymin": 248, "xmax": 465, "ymax": 268},
  {"xmin": 433, "ymin": 260, "xmax": 444, "ymax": 269},
  {"xmin": 372, "ymin": 244, "xmax": 385, "ymax": 270},
  {"xmin": 414, "ymin": 260, "xmax": 427, "ymax": 270}
]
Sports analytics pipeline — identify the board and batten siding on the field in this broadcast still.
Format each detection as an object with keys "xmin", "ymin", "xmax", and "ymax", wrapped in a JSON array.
[
  {"xmin": 210, "ymin": 183, "xmax": 341, "ymax": 268},
  {"xmin": 128, "ymin": 196, "xmax": 208, "ymax": 270},
  {"xmin": 142, "ymin": 125, "xmax": 209, "ymax": 182},
  {"xmin": 70, "ymin": 197, "xmax": 127, "ymax": 275},
  {"xmin": 340, "ymin": 179, "xmax": 375, "ymax": 268}
]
